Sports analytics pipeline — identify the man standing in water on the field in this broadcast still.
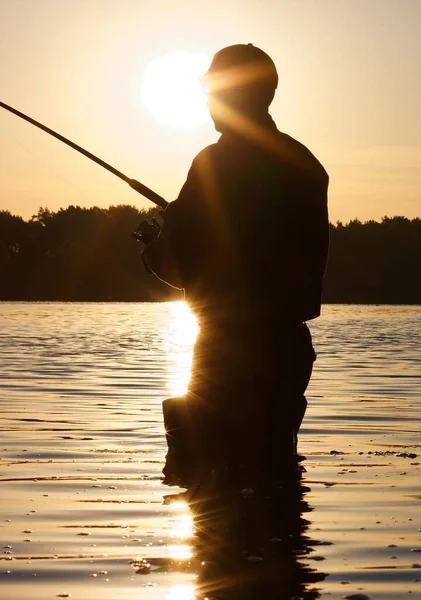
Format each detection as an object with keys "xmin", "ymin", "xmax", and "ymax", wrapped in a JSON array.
[{"xmin": 143, "ymin": 44, "xmax": 329, "ymax": 485}]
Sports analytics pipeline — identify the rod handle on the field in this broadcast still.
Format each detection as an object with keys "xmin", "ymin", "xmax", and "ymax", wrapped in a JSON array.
[{"xmin": 129, "ymin": 179, "xmax": 168, "ymax": 209}]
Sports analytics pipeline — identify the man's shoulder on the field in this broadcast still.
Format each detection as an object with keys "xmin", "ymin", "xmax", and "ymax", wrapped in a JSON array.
[
  {"xmin": 177, "ymin": 143, "xmax": 221, "ymax": 191},
  {"xmin": 275, "ymin": 130, "xmax": 328, "ymax": 180},
  {"xmin": 188, "ymin": 130, "xmax": 328, "ymax": 184},
  {"xmin": 189, "ymin": 142, "xmax": 221, "ymax": 168}
]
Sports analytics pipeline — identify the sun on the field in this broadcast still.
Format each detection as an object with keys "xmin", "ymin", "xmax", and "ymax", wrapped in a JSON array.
[{"xmin": 141, "ymin": 51, "xmax": 211, "ymax": 129}]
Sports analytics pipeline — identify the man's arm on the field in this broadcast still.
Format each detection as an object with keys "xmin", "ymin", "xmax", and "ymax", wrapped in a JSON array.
[{"xmin": 142, "ymin": 147, "xmax": 213, "ymax": 290}]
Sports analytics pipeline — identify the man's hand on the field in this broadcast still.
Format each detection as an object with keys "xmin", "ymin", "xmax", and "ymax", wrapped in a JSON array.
[
  {"xmin": 132, "ymin": 217, "xmax": 161, "ymax": 244},
  {"xmin": 142, "ymin": 227, "xmax": 184, "ymax": 290}
]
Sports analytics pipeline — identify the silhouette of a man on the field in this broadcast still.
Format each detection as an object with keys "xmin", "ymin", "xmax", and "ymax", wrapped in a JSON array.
[{"xmin": 144, "ymin": 44, "xmax": 329, "ymax": 484}]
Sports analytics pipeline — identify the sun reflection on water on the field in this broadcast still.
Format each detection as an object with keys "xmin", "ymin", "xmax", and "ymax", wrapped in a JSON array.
[
  {"xmin": 168, "ymin": 500, "xmax": 193, "ymax": 559},
  {"xmin": 172, "ymin": 513, "xmax": 194, "ymax": 539},
  {"xmin": 165, "ymin": 302, "xmax": 199, "ymax": 396},
  {"xmin": 167, "ymin": 544, "xmax": 193, "ymax": 560},
  {"xmin": 167, "ymin": 584, "xmax": 196, "ymax": 600}
]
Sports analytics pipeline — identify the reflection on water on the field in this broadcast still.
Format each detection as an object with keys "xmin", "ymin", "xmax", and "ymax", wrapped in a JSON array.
[
  {"xmin": 165, "ymin": 303, "xmax": 198, "ymax": 397},
  {"xmin": 171, "ymin": 513, "xmax": 194, "ymax": 540},
  {"xmin": 181, "ymin": 469, "xmax": 327, "ymax": 600},
  {"xmin": 167, "ymin": 585, "xmax": 195, "ymax": 600},
  {"xmin": 160, "ymin": 471, "xmax": 328, "ymax": 600},
  {"xmin": 0, "ymin": 302, "xmax": 420, "ymax": 599},
  {"xmin": 167, "ymin": 545, "xmax": 192, "ymax": 561}
]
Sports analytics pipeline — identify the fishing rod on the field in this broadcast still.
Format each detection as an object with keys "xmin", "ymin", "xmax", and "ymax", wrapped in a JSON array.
[{"xmin": 0, "ymin": 100, "xmax": 168, "ymax": 211}]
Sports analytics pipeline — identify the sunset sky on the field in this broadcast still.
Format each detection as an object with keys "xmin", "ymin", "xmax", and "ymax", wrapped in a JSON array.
[{"xmin": 0, "ymin": 0, "xmax": 420, "ymax": 224}]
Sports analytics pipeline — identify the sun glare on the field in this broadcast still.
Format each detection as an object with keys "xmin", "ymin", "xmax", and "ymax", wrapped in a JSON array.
[{"xmin": 141, "ymin": 51, "xmax": 211, "ymax": 129}]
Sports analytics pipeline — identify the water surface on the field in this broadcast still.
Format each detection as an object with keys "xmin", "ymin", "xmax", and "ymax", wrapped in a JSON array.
[{"xmin": 0, "ymin": 303, "xmax": 420, "ymax": 599}]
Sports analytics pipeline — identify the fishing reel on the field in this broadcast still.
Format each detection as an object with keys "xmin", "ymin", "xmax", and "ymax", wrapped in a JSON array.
[{"xmin": 132, "ymin": 217, "xmax": 161, "ymax": 244}]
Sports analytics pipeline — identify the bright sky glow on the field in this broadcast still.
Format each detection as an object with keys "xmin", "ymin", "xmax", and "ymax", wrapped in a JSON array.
[{"xmin": 141, "ymin": 51, "xmax": 211, "ymax": 129}]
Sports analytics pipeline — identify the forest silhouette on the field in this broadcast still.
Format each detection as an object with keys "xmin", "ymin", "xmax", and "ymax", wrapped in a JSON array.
[{"xmin": 1, "ymin": 205, "xmax": 420, "ymax": 304}]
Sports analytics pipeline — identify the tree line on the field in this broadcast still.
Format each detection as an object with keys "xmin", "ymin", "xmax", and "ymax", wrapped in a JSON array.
[{"xmin": 1, "ymin": 205, "xmax": 420, "ymax": 304}]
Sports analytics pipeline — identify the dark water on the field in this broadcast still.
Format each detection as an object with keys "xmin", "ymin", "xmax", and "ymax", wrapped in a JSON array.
[{"xmin": 0, "ymin": 302, "xmax": 420, "ymax": 599}]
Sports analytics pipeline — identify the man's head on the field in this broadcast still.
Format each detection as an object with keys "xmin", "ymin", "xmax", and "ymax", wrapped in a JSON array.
[{"xmin": 202, "ymin": 44, "xmax": 278, "ymax": 132}]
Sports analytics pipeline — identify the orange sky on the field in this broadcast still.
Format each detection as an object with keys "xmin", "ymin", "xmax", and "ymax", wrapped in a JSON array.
[{"xmin": 0, "ymin": 0, "xmax": 420, "ymax": 223}]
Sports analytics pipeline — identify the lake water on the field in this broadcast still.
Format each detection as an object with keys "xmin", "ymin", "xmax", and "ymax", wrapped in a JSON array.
[{"xmin": 0, "ymin": 302, "xmax": 420, "ymax": 600}]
